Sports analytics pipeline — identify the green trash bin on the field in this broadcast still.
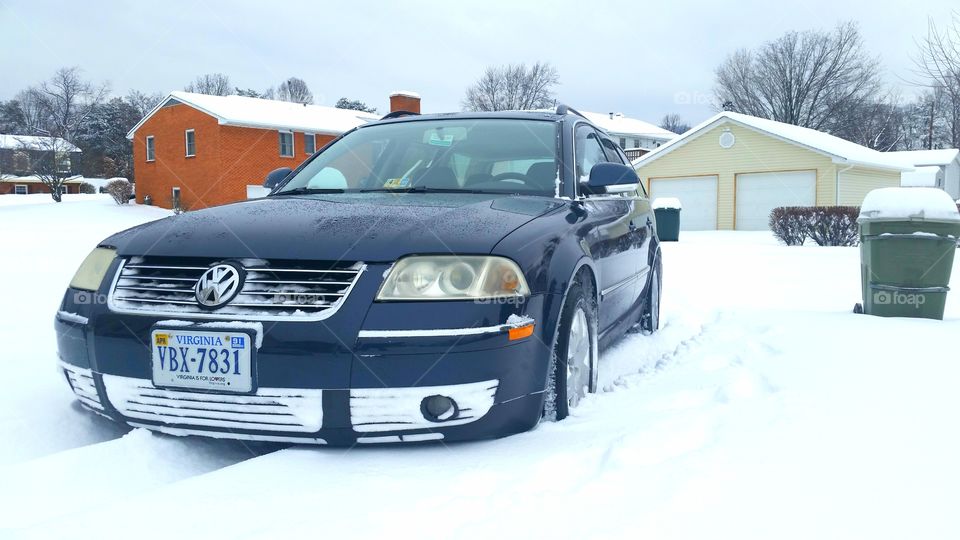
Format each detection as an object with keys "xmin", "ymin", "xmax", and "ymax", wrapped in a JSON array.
[
  {"xmin": 653, "ymin": 198, "xmax": 681, "ymax": 242},
  {"xmin": 858, "ymin": 188, "xmax": 960, "ymax": 320}
]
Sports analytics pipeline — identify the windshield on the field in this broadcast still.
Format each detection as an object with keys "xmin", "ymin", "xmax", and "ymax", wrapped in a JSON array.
[{"xmin": 273, "ymin": 118, "xmax": 559, "ymax": 196}]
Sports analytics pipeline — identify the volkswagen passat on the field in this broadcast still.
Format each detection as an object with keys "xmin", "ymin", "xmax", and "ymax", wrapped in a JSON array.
[{"xmin": 55, "ymin": 107, "xmax": 662, "ymax": 445}]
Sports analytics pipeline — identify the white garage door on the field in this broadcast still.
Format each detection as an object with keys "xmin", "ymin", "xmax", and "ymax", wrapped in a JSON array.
[
  {"xmin": 650, "ymin": 175, "xmax": 718, "ymax": 231},
  {"xmin": 735, "ymin": 171, "xmax": 816, "ymax": 230}
]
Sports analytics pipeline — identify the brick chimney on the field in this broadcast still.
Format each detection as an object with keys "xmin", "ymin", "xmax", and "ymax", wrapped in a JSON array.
[{"xmin": 389, "ymin": 91, "xmax": 421, "ymax": 114}]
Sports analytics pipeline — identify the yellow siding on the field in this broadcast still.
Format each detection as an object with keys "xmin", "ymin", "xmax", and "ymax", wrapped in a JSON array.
[
  {"xmin": 837, "ymin": 166, "xmax": 901, "ymax": 205},
  {"xmin": 636, "ymin": 122, "xmax": 837, "ymax": 229}
]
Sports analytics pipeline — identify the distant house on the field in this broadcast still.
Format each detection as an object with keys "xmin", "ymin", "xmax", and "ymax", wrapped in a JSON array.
[
  {"xmin": 0, "ymin": 135, "xmax": 83, "ymax": 195},
  {"xmin": 886, "ymin": 149, "xmax": 960, "ymax": 200},
  {"xmin": 126, "ymin": 91, "xmax": 420, "ymax": 210},
  {"xmin": 634, "ymin": 112, "xmax": 908, "ymax": 231},
  {"xmin": 580, "ymin": 111, "xmax": 678, "ymax": 160}
]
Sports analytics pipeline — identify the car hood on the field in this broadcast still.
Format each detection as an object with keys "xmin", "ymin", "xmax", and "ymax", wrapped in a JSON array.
[{"xmin": 104, "ymin": 193, "xmax": 564, "ymax": 262}]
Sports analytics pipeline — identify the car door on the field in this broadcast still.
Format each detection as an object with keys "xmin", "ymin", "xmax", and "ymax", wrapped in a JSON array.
[
  {"xmin": 601, "ymin": 138, "xmax": 652, "ymax": 302},
  {"xmin": 574, "ymin": 123, "xmax": 637, "ymax": 332}
]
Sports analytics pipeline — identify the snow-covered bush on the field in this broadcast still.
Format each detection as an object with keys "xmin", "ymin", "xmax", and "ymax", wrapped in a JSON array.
[
  {"xmin": 105, "ymin": 179, "xmax": 132, "ymax": 205},
  {"xmin": 769, "ymin": 206, "xmax": 860, "ymax": 246},
  {"xmin": 78, "ymin": 182, "xmax": 96, "ymax": 194},
  {"xmin": 769, "ymin": 207, "xmax": 808, "ymax": 246},
  {"xmin": 806, "ymin": 207, "xmax": 860, "ymax": 246}
]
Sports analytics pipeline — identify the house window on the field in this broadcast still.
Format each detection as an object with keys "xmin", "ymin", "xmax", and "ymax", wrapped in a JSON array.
[
  {"xmin": 619, "ymin": 137, "xmax": 626, "ymax": 149},
  {"xmin": 185, "ymin": 129, "xmax": 196, "ymax": 157},
  {"xmin": 172, "ymin": 187, "xmax": 182, "ymax": 209},
  {"xmin": 146, "ymin": 136, "xmax": 155, "ymax": 161},
  {"xmin": 59, "ymin": 185, "xmax": 69, "ymax": 196},
  {"xmin": 14, "ymin": 184, "xmax": 28, "ymax": 195},
  {"xmin": 633, "ymin": 139, "xmax": 640, "ymax": 148},
  {"xmin": 304, "ymin": 133, "xmax": 316, "ymax": 155},
  {"xmin": 279, "ymin": 131, "xmax": 294, "ymax": 157}
]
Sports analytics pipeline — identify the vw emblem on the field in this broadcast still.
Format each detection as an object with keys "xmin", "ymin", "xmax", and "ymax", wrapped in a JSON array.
[{"xmin": 195, "ymin": 263, "xmax": 244, "ymax": 308}]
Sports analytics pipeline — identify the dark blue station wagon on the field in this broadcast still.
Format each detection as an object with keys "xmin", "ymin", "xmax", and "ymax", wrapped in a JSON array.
[{"xmin": 55, "ymin": 106, "xmax": 662, "ymax": 445}]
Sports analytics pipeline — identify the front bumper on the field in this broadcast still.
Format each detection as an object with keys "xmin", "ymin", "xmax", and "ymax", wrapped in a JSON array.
[{"xmin": 55, "ymin": 290, "xmax": 557, "ymax": 445}]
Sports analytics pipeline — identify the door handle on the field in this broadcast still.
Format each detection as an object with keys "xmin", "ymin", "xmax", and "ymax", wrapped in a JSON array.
[{"xmin": 629, "ymin": 220, "xmax": 637, "ymax": 231}]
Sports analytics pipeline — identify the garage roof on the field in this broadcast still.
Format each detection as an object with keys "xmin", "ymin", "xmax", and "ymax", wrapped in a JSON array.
[
  {"xmin": 886, "ymin": 148, "xmax": 960, "ymax": 167},
  {"xmin": 126, "ymin": 91, "xmax": 380, "ymax": 140},
  {"xmin": 634, "ymin": 111, "xmax": 909, "ymax": 172}
]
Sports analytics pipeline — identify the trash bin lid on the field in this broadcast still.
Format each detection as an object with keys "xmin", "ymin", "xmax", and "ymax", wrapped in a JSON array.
[
  {"xmin": 652, "ymin": 197, "xmax": 682, "ymax": 210},
  {"xmin": 857, "ymin": 187, "xmax": 960, "ymax": 223}
]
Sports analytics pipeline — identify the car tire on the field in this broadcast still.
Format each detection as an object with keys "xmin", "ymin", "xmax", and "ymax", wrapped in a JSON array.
[
  {"xmin": 544, "ymin": 275, "xmax": 598, "ymax": 421},
  {"xmin": 640, "ymin": 263, "xmax": 661, "ymax": 334}
]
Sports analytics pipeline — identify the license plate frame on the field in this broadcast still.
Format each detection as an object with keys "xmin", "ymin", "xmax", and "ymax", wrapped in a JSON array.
[{"xmin": 150, "ymin": 327, "xmax": 257, "ymax": 394}]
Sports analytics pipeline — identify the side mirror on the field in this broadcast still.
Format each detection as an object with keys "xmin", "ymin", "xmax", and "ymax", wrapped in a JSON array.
[
  {"xmin": 264, "ymin": 167, "xmax": 293, "ymax": 189},
  {"xmin": 582, "ymin": 163, "xmax": 640, "ymax": 195}
]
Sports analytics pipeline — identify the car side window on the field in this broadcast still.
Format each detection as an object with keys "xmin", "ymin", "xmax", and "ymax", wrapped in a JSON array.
[
  {"xmin": 575, "ymin": 124, "xmax": 607, "ymax": 186},
  {"xmin": 600, "ymin": 138, "xmax": 626, "ymax": 165},
  {"xmin": 615, "ymin": 146, "xmax": 647, "ymax": 198}
]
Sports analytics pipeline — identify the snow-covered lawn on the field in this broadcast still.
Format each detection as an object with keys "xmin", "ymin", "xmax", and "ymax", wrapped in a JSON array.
[{"xmin": 2, "ymin": 195, "xmax": 960, "ymax": 539}]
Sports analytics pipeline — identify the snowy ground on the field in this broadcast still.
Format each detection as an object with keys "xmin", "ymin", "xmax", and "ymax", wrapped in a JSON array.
[{"xmin": 2, "ymin": 194, "xmax": 960, "ymax": 539}]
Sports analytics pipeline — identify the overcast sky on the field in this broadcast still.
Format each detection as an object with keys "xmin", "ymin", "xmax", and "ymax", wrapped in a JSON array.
[{"xmin": 1, "ymin": 0, "xmax": 956, "ymax": 126}]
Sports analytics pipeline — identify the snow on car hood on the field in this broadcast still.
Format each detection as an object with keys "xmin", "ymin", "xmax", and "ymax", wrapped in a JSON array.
[{"xmin": 103, "ymin": 193, "xmax": 563, "ymax": 262}]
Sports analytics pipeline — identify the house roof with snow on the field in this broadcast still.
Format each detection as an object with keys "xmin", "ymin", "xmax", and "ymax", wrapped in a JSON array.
[
  {"xmin": 126, "ymin": 91, "xmax": 380, "ymax": 140},
  {"xmin": 886, "ymin": 148, "xmax": 960, "ymax": 167},
  {"xmin": 633, "ymin": 111, "xmax": 909, "ymax": 172},
  {"xmin": 581, "ymin": 111, "xmax": 678, "ymax": 142},
  {"xmin": 0, "ymin": 134, "xmax": 81, "ymax": 153},
  {"xmin": 901, "ymin": 166, "xmax": 943, "ymax": 188},
  {"xmin": 0, "ymin": 174, "xmax": 84, "ymax": 184}
]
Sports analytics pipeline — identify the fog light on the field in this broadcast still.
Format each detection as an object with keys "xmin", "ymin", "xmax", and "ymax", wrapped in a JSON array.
[{"xmin": 421, "ymin": 395, "xmax": 459, "ymax": 422}]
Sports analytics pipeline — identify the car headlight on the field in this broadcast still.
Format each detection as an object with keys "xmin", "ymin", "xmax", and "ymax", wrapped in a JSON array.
[
  {"xmin": 377, "ymin": 256, "xmax": 530, "ymax": 300},
  {"xmin": 69, "ymin": 247, "xmax": 116, "ymax": 291}
]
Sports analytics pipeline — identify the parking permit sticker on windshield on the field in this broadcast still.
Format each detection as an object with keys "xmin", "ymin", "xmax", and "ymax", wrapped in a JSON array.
[
  {"xmin": 383, "ymin": 177, "xmax": 411, "ymax": 189},
  {"xmin": 428, "ymin": 133, "xmax": 454, "ymax": 147}
]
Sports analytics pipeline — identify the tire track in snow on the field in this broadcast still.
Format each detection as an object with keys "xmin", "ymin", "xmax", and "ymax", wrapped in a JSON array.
[{"xmin": 0, "ymin": 428, "xmax": 279, "ymax": 532}]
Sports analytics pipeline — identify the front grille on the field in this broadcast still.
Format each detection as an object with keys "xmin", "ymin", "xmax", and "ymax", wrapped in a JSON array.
[
  {"xmin": 108, "ymin": 257, "xmax": 364, "ymax": 320},
  {"xmin": 102, "ymin": 374, "xmax": 324, "ymax": 433}
]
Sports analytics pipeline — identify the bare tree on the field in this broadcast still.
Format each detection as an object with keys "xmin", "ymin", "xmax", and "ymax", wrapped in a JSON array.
[
  {"xmin": 831, "ymin": 93, "xmax": 905, "ymax": 150},
  {"xmin": 463, "ymin": 62, "xmax": 560, "ymax": 111},
  {"xmin": 714, "ymin": 22, "xmax": 881, "ymax": 131},
  {"xmin": 16, "ymin": 136, "xmax": 78, "ymax": 202},
  {"xmin": 39, "ymin": 67, "xmax": 109, "ymax": 141},
  {"xmin": 659, "ymin": 113, "xmax": 690, "ymax": 134},
  {"xmin": 125, "ymin": 89, "xmax": 164, "ymax": 118},
  {"xmin": 184, "ymin": 73, "xmax": 234, "ymax": 96},
  {"xmin": 12, "ymin": 88, "xmax": 50, "ymax": 134},
  {"xmin": 276, "ymin": 77, "xmax": 314, "ymax": 104},
  {"xmin": 913, "ymin": 12, "xmax": 960, "ymax": 148}
]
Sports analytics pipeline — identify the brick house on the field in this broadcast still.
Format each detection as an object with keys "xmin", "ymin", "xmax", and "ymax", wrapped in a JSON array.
[
  {"xmin": 126, "ymin": 91, "xmax": 422, "ymax": 210},
  {"xmin": 0, "ymin": 134, "xmax": 83, "ymax": 195}
]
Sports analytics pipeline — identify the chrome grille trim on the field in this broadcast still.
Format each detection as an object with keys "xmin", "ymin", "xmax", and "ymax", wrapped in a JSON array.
[
  {"xmin": 107, "ymin": 258, "xmax": 365, "ymax": 321},
  {"xmin": 61, "ymin": 362, "xmax": 103, "ymax": 412},
  {"xmin": 103, "ymin": 374, "xmax": 323, "ymax": 433}
]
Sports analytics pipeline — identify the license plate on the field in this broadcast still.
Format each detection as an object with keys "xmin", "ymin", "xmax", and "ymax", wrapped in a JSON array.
[{"xmin": 151, "ymin": 328, "xmax": 253, "ymax": 393}]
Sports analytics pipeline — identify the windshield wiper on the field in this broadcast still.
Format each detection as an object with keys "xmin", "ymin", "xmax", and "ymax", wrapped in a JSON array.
[
  {"xmin": 357, "ymin": 186, "xmax": 484, "ymax": 194},
  {"xmin": 274, "ymin": 187, "xmax": 346, "ymax": 196}
]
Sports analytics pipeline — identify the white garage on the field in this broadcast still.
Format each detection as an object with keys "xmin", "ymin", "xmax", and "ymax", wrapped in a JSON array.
[
  {"xmin": 734, "ymin": 170, "xmax": 816, "ymax": 230},
  {"xmin": 650, "ymin": 175, "xmax": 718, "ymax": 230}
]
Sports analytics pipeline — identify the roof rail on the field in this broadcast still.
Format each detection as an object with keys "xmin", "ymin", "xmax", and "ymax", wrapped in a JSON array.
[
  {"xmin": 555, "ymin": 103, "xmax": 587, "ymax": 120},
  {"xmin": 380, "ymin": 110, "xmax": 420, "ymax": 120}
]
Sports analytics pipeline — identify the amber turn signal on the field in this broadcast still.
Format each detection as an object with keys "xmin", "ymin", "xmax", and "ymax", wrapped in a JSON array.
[{"xmin": 508, "ymin": 324, "xmax": 534, "ymax": 341}]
